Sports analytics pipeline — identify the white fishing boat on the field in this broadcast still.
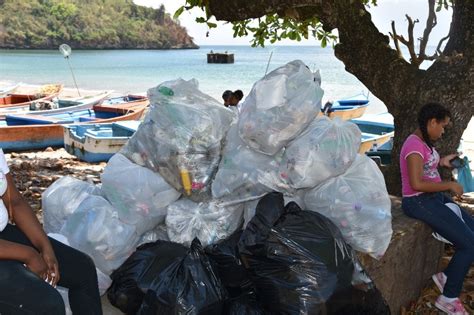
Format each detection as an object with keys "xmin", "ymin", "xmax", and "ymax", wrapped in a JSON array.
[{"xmin": 63, "ymin": 120, "xmax": 142, "ymax": 162}]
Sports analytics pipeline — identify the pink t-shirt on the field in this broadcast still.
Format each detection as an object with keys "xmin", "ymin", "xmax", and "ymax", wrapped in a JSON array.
[{"xmin": 400, "ymin": 134, "xmax": 441, "ymax": 196}]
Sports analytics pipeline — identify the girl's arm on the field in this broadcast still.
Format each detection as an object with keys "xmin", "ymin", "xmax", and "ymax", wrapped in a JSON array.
[
  {"xmin": 2, "ymin": 173, "xmax": 60, "ymax": 286},
  {"xmin": 407, "ymin": 154, "xmax": 463, "ymax": 195},
  {"xmin": 439, "ymin": 153, "xmax": 459, "ymax": 168}
]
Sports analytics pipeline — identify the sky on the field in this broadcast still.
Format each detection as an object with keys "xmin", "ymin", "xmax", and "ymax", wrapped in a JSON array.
[{"xmin": 133, "ymin": 0, "xmax": 452, "ymax": 47}]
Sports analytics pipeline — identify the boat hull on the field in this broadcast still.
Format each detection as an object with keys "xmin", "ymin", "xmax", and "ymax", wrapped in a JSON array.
[
  {"xmin": 318, "ymin": 103, "xmax": 369, "ymax": 120},
  {"xmin": 0, "ymin": 84, "xmax": 63, "ymax": 108},
  {"xmin": 0, "ymin": 92, "xmax": 111, "ymax": 120},
  {"xmin": 63, "ymin": 121, "xmax": 140, "ymax": 162},
  {"xmin": 0, "ymin": 107, "xmax": 145, "ymax": 152},
  {"xmin": 351, "ymin": 112, "xmax": 395, "ymax": 154}
]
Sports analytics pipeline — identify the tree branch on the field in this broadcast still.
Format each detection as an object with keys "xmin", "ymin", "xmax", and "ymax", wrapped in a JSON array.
[
  {"xmin": 419, "ymin": 0, "xmax": 437, "ymax": 59},
  {"xmin": 389, "ymin": 21, "xmax": 403, "ymax": 58},
  {"xmin": 208, "ymin": 0, "xmax": 324, "ymax": 21},
  {"xmin": 404, "ymin": 15, "xmax": 420, "ymax": 66}
]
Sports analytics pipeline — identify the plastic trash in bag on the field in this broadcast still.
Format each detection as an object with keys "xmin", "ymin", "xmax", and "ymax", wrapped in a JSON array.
[
  {"xmin": 137, "ymin": 223, "xmax": 170, "ymax": 247},
  {"xmin": 238, "ymin": 60, "xmax": 324, "ymax": 155},
  {"xmin": 212, "ymin": 124, "xmax": 285, "ymax": 203},
  {"xmin": 137, "ymin": 239, "xmax": 227, "ymax": 315},
  {"xmin": 280, "ymin": 117, "xmax": 361, "ymax": 189},
  {"xmin": 304, "ymin": 154, "xmax": 392, "ymax": 259},
  {"xmin": 166, "ymin": 199, "xmax": 244, "ymax": 247},
  {"xmin": 101, "ymin": 153, "xmax": 180, "ymax": 235},
  {"xmin": 239, "ymin": 192, "xmax": 360, "ymax": 314},
  {"xmin": 457, "ymin": 156, "xmax": 473, "ymax": 192},
  {"xmin": 107, "ymin": 240, "xmax": 189, "ymax": 314},
  {"xmin": 42, "ymin": 176, "xmax": 101, "ymax": 233},
  {"xmin": 60, "ymin": 195, "xmax": 139, "ymax": 275},
  {"xmin": 120, "ymin": 78, "xmax": 235, "ymax": 201}
]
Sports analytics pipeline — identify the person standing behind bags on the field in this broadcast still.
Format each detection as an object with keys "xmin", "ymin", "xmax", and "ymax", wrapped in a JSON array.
[
  {"xmin": 400, "ymin": 103, "xmax": 472, "ymax": 315},
  {"xmin": 222, "ymin": 90, "xmax": 233, "ymax": 107},
  {"xmin": 0, "ymin": 148, "xmax": 102, "ymax": 315}
]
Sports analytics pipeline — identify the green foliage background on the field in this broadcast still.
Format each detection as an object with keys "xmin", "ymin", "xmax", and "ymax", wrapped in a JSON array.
[{"xmin": 0, "ymin": 0, "xmax": 198, "ymax": 49}]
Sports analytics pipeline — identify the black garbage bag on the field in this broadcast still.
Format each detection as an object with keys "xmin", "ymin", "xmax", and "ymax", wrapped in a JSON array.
[
  {"xmin": 205, "ymin": 230, "xmax": 252, "ymax": 295},
  {"xmin": 224, "ymin": 291, "xmax": 267, "ymax": 315},
  {"xmin": 238, "ymin": 192, "xmax": 358, "ymax": 314},
  {"xmin": 137, "ymin": 238, "xmax": 227, "ymax": 315},
  {"xmin": 325, "ymin": 284, "xmax": 390, "ymax": 315},
  {"xmin": 107, "ymin": 241, "xmax": 188, "ymax": 314}
]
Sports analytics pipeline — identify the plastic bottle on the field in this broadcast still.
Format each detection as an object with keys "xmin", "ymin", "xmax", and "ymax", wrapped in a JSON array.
[
  {"xmin": 158, "ymin": 86, "xmax": 174, "ymax": 96},
  {"xmin": 370, "ymin": 143, "xmax": 378, "ymax": 152},
  {"xmin": 180, "ymin": 169, "xmax": 192, "ymax": 195}
]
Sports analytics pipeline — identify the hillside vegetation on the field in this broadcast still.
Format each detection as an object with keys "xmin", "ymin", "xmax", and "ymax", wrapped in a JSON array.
[{"xmin": 0, "ymin": 0, "xmax": 198, "ymax": 49}]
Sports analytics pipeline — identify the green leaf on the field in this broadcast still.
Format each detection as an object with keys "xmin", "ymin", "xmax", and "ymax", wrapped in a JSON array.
[
  {"xmin": 321, "ymin": 37, "xmax": 327, "ymax": 48},
  {"xmin": 173, "ymin": 6, "xmax": 184, "ymax": 19}
]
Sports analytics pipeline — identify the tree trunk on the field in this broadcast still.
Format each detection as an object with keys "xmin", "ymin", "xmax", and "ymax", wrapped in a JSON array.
[{"xmin": 207, "ymin": 0, "xmax": 474, "ymax": 196}]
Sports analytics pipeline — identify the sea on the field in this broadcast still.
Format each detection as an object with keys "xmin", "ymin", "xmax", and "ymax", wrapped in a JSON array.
[{"xmin": 0, "ymin": 45, "xmax": 387, "ymax": 114}]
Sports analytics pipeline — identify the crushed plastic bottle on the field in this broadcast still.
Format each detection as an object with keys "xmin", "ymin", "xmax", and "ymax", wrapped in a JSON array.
[{"xmin": 158, "ymin": 86, "xmax": 174, "ymax": 96}]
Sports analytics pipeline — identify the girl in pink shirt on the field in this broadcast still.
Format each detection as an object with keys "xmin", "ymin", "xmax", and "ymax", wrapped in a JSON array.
[{"xmin": 400, "ymin": 103, "xmax": 472, "ymax": 315}]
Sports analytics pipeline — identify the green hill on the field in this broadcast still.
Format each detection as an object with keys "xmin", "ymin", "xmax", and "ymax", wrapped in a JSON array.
[{"xmin": 0, "ymin": 0, "xmax": 198, "ymax": 49}]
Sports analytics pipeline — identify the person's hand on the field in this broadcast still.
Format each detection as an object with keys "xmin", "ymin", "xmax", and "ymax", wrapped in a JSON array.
[
  {"xmin": 449, "ymin": 181, "xmax": 464, "ymax": 196},
  {"xmin": 41, "ymin": 248, "xmax": 60, "ymax": 287},
  {"xmin": 24, "ymin": 250, "xmax": 48, "ymax": 280},
  {"xmin": 440, "ymin": 153, "xmax": 460, "ymax": 168}
]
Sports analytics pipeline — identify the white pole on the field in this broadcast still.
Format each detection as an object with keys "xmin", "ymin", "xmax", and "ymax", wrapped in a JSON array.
[
  {"xmin": 66, "ymin": 56, "xmax": 81, "ymax": 97},
  {"xmin": 264, "ymin": 51, "xmax": 274, "ymax": 77}
]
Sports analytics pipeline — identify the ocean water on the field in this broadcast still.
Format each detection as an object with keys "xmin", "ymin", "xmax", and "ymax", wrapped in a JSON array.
[{"xmin": 0, "ymin": 45, "xmax": 386, "ymax": 114}]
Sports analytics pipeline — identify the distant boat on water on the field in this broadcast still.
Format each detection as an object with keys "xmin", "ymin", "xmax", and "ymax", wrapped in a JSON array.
[{"xmin": 207, "ymin": 51, "xmax": 234, "ymax": 64}]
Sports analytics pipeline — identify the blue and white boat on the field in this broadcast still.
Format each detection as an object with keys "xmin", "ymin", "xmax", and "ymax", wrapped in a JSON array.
[
  {"xmin": 321, "ymin": 93, "xmax": 370, "ymax": 120},
  {"xmin": 63, "ymin": 120, "xmax": 142, "ymax": 162},
  {"xmin": 0, "ymin": 104, "xmax": 146, "ymax": 152},
  {"xmin": 351, "ymin": 112, "xmax": 395, "ymax": 154}
]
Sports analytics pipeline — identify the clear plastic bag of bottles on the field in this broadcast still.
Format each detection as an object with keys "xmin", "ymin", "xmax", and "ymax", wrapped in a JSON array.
[
  {"xmin": 279, "ymin": 117, "xmax": 361, "ymax": 189},
  {"xmin": 101, "ymin": 153, "xmax": 180, "ymax": 235},
  {"xmin": 61, "ymin": 195, "xmax": 139, "ymax": 275},
  {"xmin": 212, "ymin": 124, "xmax": 284, "ymax": 203},
  {"xmin": 42, "ymin": 176, "xmax": 101, "ymax": 233},
  {"xmin": 121, "ymin": 78, "xmax": 235, "ymax": 202},
  {"xmin": 304, "ymin": 154, "xmax": 392, "ymax": 259},
  {"xmin": 238, "ymin": 60, "xmax": 324, "ymax": 155},
  {"xmin": 166, "ymin": 198, "xmax": 244, "ymax": 247}
]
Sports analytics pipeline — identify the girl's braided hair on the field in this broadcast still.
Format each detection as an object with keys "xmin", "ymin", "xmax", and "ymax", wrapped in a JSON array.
[{"xmin": 417, "ymin": 103, "xmax": 451, "ymax": 151}]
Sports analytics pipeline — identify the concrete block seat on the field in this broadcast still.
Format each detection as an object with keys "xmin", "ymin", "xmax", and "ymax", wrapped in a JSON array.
[{"xmin": 358, "ymin": 196, "xmax": 444, "ymax": 314}]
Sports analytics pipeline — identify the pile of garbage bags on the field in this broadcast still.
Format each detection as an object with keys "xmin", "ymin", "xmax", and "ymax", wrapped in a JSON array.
[
  {"xmin": 41, "ymin": 60, "xmax": 393, "ymax": 313},
  {"xmin": 107, "ymin": 193, "xmax": 390, "ymax": 314}
]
